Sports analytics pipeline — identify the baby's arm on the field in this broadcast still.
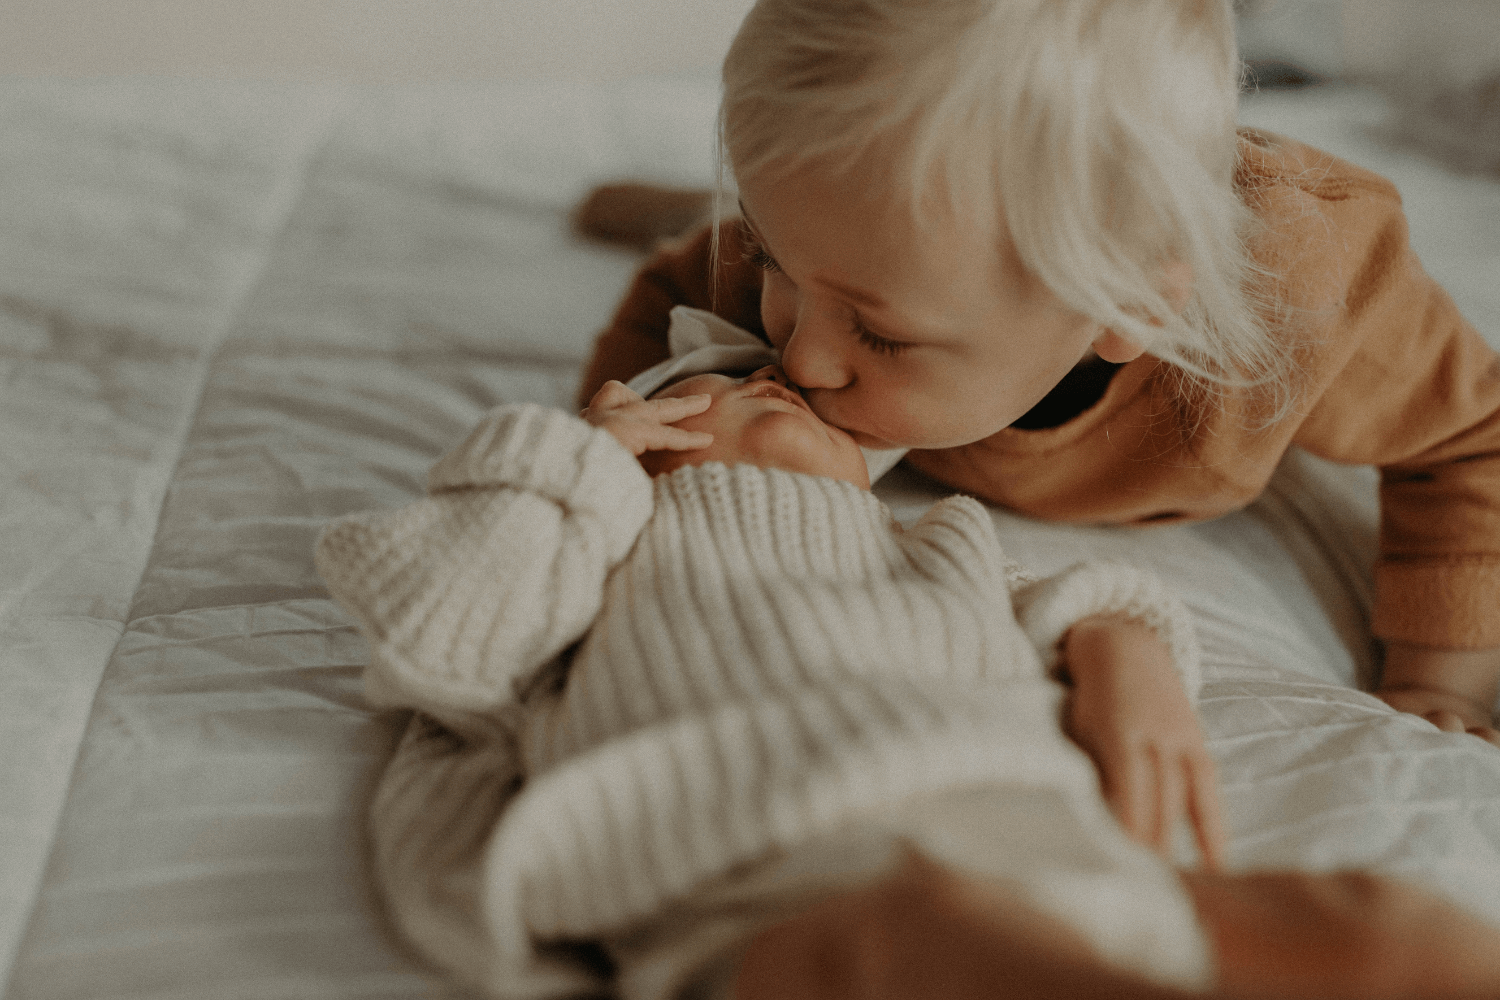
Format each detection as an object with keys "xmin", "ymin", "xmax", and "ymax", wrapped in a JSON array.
[
  {"xmin": 315, "ymin": 403, "xmax": 657, "ymax": 729},
  {"xmin": 1059, "ymin": 614, "xmax": 1224, "ymax": 868},
  {"xmin": 1013, "ymin": 564, "xmax": 1223, "ymax": 869}
]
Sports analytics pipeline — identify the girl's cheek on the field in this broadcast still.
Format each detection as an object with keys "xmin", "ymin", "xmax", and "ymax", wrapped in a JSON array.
[{"xmin": 759, "ymin": 278, "xmax": 796, "ymax": 352}]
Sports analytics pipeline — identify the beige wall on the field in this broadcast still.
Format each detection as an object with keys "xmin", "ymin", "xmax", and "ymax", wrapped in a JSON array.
[
  {"xmin": 0, "ymin": 0, "xmax": 757, "ymax": 81},
  {"xmin": 5, "ymin": 0, "xmax": 1496, "ymax": 85},
  {"xmin": 1239, "ymin": 0, "xmax": 1500, "ymax": 85},
  {"xmin": 1342, "ymin": 0, "xmax": 1500, "ymax": 85}
]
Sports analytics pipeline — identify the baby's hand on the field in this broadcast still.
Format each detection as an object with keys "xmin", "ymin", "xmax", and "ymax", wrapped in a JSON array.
[
  {"xmin": 1059, "ymin": 615, "xmax": 1225, "ymax": 869},
  {"xmin": 581, "ymin": 380, "xmax": 714, "ymax": 456}
]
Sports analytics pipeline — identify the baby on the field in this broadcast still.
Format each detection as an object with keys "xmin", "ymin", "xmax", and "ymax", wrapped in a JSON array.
[{"xmin": 316, "ymin": 310, "xmax": 1229, "ymax": 998}]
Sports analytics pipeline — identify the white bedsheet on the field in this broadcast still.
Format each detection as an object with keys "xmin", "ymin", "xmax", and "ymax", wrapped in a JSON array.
[{"xmin": 0, "ymin": 76, "xmax": 1497, "ymax": 998}]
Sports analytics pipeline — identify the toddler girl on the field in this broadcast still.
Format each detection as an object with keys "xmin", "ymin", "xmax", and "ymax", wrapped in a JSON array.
[{"xmin": 577, "ymin": 0, "xmax": 1500, "ymax": 747}]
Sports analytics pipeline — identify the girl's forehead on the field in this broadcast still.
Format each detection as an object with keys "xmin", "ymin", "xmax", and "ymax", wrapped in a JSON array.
[{"xmin": 739, "ymin": 172, "xmax": 1023, "ymax": 341}]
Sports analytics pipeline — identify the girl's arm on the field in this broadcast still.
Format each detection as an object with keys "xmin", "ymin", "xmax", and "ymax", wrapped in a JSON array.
[
  {"xmin": 575, "ymin": 219, "xmax": 766, "ymax": 408},
  {"xmin": 315, "ymin": 403, "xmax": 657, "ymax": 728},
  {"xmin": 1259, "ymin": 143, "xmax": 1500, "ymax": 737}
]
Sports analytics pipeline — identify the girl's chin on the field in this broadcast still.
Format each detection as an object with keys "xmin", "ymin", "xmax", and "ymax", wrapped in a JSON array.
[{"xmin": 844, "ymin": 428, "xmax": 902, "ymax": 449}]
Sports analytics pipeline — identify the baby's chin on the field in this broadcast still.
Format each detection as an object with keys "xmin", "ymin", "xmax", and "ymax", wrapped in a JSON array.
[{"xmin": 639, "ymin": 447, "xmax": 869, "ymax": 490}]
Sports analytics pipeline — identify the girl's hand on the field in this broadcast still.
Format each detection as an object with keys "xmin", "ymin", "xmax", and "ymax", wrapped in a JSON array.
[
  {"xmin": 1059, "ymin": 614, "xmax": 1225, "ymax": 869},
  {"xmin": 580, "ymin": 380, "xmax": 714, "ymax": 456},
  {"xmin": 1376, "ymin": 642, "xmax": 1500, "ymax": 746}
]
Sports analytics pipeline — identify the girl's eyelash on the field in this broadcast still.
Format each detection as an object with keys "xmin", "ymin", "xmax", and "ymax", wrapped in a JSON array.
[
  {"xmin": 855, "ymin": 322, "xmax": 911, "ymax": 356},
  {"xmin": 740, "ymin": 223, "xmax": 907, "ymax": 356},
  {"xmin": 744, "ymin": 240, "xmax": 781, "ymax": 273}
]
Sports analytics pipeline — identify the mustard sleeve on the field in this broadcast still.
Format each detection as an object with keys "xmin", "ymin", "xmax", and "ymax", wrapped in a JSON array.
[
  {"xmin": 576, "ymin": 219, "xmax": 767, "ymax": 408},
  {"xmin": 1288, "ymin": 190, "xmax": 1500, "ymax": 649}
]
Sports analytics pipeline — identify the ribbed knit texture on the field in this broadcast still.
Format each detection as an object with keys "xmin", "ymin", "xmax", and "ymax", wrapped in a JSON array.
[{"xmin": 315, "ymin": 403, "xmax": 1204, "ymax": 998}]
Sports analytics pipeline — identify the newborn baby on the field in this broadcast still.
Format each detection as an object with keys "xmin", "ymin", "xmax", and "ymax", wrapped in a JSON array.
[
  {"xmin": 315, "ymin": 311, "xmax": 1222, "ymax": 999},
  {"xmin": 600, "ymin": 362, "xmax": 871, "ymax": 487}
]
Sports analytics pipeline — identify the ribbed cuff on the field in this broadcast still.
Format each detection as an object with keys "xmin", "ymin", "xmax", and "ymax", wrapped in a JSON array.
[
  {"xmin": 427, "ymin": 403, "xmax": 654, "ymax": 560},
  {"xmin": 1015, "ymin": 562, "xmax": 1202, "ymax": 699},
  {"xmin": 1373, "ymin": 556, "xmax": 1500, "ymax": 649}
]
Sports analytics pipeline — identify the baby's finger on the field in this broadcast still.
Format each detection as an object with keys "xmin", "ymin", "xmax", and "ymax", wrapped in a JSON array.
[
  {"xmin": 1107, "ymin": 745, "xmax": 1156, "ymax": 849},
  {"xmin": 1186, "ymin": 753, "xmax": 1227, "ymax": 871},
  {"xmin": 651, "ymin": 426, "xmax": 714, "ymax": 452},
  {"xmin": 649, "ymin": 393, "xmax": 712, "ymax": 419},
  {"xmin": 588, "ymin": 380, "xmax": 643, "ymax": 411},
  {"xmin": 1153, "ymin": 743, "xmax": 1183, "ymax": 856}
]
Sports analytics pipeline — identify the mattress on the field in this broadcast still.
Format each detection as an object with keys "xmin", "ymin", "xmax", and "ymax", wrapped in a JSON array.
[{"xmin": 0, "ymin": 75, "xmax": 1497, "ymax": 998}]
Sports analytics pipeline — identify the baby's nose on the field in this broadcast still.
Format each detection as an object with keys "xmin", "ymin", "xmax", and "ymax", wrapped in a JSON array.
[{"xmin": 747, "ymin": 364, "xmax": 794, "ymax": 388}]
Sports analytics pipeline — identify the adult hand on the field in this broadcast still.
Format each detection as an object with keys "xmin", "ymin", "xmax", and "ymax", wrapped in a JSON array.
[
  {"xmin": 735, "ymin": 848, "xmax": 1191, "ymax": 1000},
  {"xmin": 1184, "ymin": 868, "xmax": 1500, "ymax": 1000},
  {"xmin": 580, "ymin": 379, "xmax": 714, "ymax": 456},
  {"xmin": 1377, "ymin": 642, "xmax": 1500, "ymax": 747},
  {"xmin": 1059, "ymin": 614, "xmax": 1225, "ymax": 869}
]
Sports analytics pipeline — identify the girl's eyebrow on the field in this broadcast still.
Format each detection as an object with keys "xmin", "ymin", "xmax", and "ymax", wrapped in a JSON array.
[
  {"xmin": 738, "ymin": 202, "xmax": 891, "ymax": 311},
  {"xmin": 815, "ymin": 274, "xmax": 887, "ymax": 311}
]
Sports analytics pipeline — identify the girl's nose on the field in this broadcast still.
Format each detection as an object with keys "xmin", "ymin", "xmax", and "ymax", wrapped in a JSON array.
[{"xmin": 780, "ymin": 324, "xmax": 852, "ymax": 391}]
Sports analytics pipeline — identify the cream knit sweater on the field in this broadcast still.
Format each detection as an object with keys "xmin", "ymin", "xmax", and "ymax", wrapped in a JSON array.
[{"xmin": 316, "ymin": 403, "xmax": 1207, "ymax": 999}]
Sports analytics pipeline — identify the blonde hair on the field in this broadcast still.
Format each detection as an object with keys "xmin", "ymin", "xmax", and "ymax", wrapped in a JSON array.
[{"xmin": 719, "ymin": 0, "xmax": 1295, "ymax": 418}]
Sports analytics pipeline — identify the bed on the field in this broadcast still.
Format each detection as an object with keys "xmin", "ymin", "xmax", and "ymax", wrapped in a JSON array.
[{"xmin": 2, "ymin": 72, "xmax": 1498, "ymax": 998}]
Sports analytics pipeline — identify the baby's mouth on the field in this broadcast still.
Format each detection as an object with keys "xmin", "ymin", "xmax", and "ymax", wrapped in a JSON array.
[{"xmin": 745, "ymin": 381, "xmax": 812, "ymax": 412}]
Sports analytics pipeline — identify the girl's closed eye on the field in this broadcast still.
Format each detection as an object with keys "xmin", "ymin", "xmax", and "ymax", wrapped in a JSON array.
[
  {"xmin": 747, "ymin": 235, "xmax": 911, "ymax": 356},
  {"xmin": 744, "ymin": 237, "xmax": 780, "ymax": 274},
  {"xmin": 854, "ymin": 321, "xmax": 911, "ymax": 357}
]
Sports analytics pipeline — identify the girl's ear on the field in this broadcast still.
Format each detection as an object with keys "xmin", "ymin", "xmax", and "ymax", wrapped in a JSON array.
[
  {"xmin": 1093, "ymin": 259, "xmax": 1195, "ymax": 363},
  {"xmin": 1093, "ymin": 329, "xmax": 1146, "ymax": 364},
  {"xmin": 1092, "ymin": 257, "xmax": 1194, "ymax": 364}
]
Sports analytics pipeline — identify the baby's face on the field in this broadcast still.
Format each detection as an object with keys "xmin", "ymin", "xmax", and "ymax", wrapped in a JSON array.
[{"xmin": 644, "ymin": 364, "xmax": 870, "ymax": 488}]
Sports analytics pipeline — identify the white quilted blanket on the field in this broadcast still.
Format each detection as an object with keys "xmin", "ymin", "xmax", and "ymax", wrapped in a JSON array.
[{"xmin": 1, "ymin": 76, "xmax": 1498, "ymax": 998}]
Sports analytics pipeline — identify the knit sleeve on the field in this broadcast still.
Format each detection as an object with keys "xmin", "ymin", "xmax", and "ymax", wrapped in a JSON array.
[
  {"xmin": 315, "ymin": 404, "xmax": 655, "ymax": 720},
  {"xmin": 574, "ymin": 219, "xmax": 768, "ymax": 408},
  {"xmin": 1011, "ymin": 563, "xmax": 1202, "ymax": 700}
]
